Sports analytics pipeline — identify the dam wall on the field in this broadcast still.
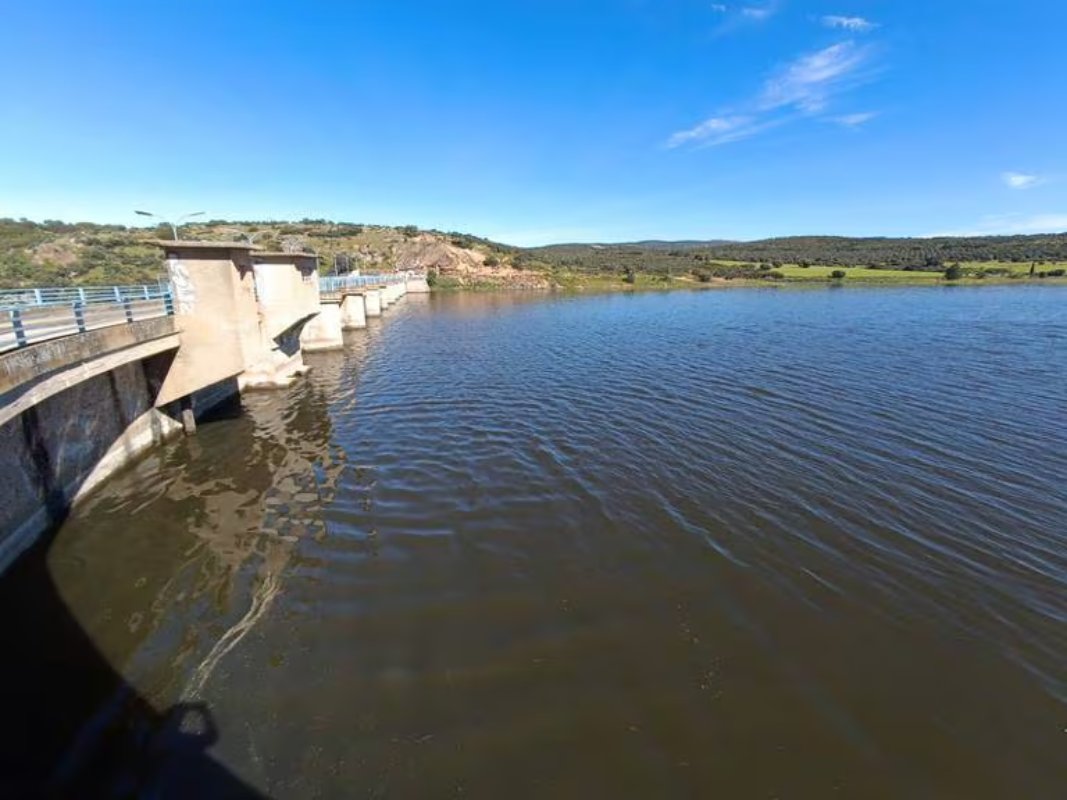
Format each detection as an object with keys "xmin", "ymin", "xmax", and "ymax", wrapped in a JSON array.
[
  {"xmin": 0, "ymin": 320, "xmax": 183, "ymax": 571},
  {"xmin": 0, "ymin": 254, "xmax": 418, "ymax": 574}
]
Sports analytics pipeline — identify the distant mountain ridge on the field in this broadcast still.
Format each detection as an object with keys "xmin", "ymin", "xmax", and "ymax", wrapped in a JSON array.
[
  {"xmin": 2, "ymin": 217, "xmax": 1066, "ymax": 289},
  {"xmin": 534, "ymin": 232, "xmax": 1067, "ymax": 251},
  {"xmin": 525, "ymin": 232, "xmax": 1067, "ymax": 269},
  {"xmin": 537, "ymin": 240, "xmax": 737, "ymax": 251}
]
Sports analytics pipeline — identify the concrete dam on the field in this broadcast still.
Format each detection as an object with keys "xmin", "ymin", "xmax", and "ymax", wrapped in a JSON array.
[{"xmin": 0, "ymin": 241, "xmax": 429, "ymax": 574}]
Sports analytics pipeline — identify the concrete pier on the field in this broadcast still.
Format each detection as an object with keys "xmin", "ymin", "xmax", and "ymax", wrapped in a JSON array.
[
  {"xmin": 406, "ymin": 276, "xmax": 431, "ymax": 293},
  {"xmin": 300, "ymin": 301, "xmax": 344, "ymax": 351},
  {"xmin": 245, "ymin": 252, "xmax": 321, "ymax": 389},
  {"xmin": 379, "ymin": 285, "xmax": 393, "ymax": 310},
  {"xmin": 364, "ymin": 289, "xmax": 383, "ymax": 317},
  {"xmin": 340, "ymin": 293, "xmax": 367, "ymax": 330},
  {"xmin": 154, "ymin": 241, "xmax": 263, "ymax": 410}
]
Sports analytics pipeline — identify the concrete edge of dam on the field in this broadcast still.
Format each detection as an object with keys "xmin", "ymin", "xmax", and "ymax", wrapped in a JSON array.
[{"xmin": 0, "ymin": 252, "xmax": 422, "ymax": 576}]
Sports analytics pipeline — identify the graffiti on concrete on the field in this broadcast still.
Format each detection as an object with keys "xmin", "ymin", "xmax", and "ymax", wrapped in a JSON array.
[{"xmin": 168, "ymin": 259, "xmax": 196, "ymax": 314}]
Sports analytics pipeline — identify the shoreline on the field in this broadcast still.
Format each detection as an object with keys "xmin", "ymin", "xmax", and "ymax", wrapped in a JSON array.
[{"xmin": 431, "ymin": 275, "xmax": 1067, "ymax": 294}]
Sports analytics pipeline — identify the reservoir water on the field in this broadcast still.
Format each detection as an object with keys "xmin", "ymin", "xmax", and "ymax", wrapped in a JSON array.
[{"xmin": 9, "ymin": 286, "xmax": 1067, "ymax": 798}]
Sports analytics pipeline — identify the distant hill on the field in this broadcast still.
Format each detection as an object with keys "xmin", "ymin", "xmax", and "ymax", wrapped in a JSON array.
[
  {"xmin": 537, "ymin": 240, "xmax": 736, "ymax": 252},
  {"xmin": 523, "ymin": 233, "xmax": 1067, "ymax": 274},
  {"xmin": 0, "ymin": 218, "xmax": 538, "ymax": 289},
  {"xmin": 2, "ymin": 217, "xmax": 1066, "ymax": 289}
]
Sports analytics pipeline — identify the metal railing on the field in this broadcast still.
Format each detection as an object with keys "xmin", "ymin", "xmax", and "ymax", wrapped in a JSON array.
[
  {"xmin": 0, "ymin": 284, "xmax": 171, "ymax": 309},
  {"xmin": 318, "ymin": 273, "xmax": 411, "ymax": 294},
  {"xmin": 0, "ymin": 284, "xmax": 174, "ymax": 353}
]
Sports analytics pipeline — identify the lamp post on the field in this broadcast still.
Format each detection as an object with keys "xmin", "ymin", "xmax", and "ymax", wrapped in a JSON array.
[{"xmin": 134, "ymin": 210, "xmax": 205, "ymax": 240}]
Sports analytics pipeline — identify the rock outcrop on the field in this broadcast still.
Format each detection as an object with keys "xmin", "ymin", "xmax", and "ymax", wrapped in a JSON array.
[{"xmin": 395, "ymin": 234, "xmax": 549, "ymax": 289}]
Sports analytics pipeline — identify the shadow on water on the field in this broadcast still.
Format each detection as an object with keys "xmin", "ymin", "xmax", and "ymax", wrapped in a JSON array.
[
  {"xmin": 0, "ymin": 393, "xmax": 269, "ymax": 798},
  {"xmin": 0, "ymin": 544, "xmax": 268, "ymax": 799},
  {"xmin": 0, "ymin": 339, "xmax": 359, "ymax": 797}
]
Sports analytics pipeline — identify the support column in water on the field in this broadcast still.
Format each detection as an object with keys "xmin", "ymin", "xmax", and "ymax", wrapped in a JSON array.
[
  {"xmin": 300, "ymin": 302, "xmax": 345, "ymax": 351},
  {"xmin": 245, "ymin": 252, "xmax": 321, "ymax": 389},
  {"xmin": 363, "ymin": 289, "xmax": 382, "ymax": 317},
  {"xmin": 406, "ymin": 276, "xmax": 431, "ymax": 293},
  {"xmin": 340, "ymin": 293, "xmax": 368, "ymax": 330},
  {"xmin": 152, "ymin": 239, "xmax": 263, "ymax": 410}
]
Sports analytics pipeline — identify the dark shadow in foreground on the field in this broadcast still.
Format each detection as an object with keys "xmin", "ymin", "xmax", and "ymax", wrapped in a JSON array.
[{"xmin": 0, "ymin": 496, "xmax": 267, "ymax": 799}]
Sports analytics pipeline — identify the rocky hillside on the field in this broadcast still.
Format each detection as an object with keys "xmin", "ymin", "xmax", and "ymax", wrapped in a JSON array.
[
  {"xmin": 379, "ymin": 230, "xmax": 547, "ymax": 290},
  {"xmin": 5, "ymin": 217, "xmax": 1066, "ymax": 291},
  {"xmin": 0, "ymin": 219, "xmax": 549, "ymax": 289}
]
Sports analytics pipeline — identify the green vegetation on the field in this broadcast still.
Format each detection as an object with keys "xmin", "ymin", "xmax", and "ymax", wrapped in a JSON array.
[
  {"xmin": 529, "ymin": 233, "xmax": 1067, "ymax": 271},
  {"xmin": 0, "ymin": 218, "xmax": 166, "ymax": 286},
  {"xmin": 779, "ymin": 265, "xmax": 943, "ymax": 281},
  {"xmin": 776, "ymin": 262, "xmax": 1059, "ymax": 282},
  {"xmin": 523, "ymin": 234, "xmax": 1067, "ymax": 287},
  {"xmin": 1, "ymin": 217, "xmax": 1066, "ymax": 290},
  {"xmin": 0, "ymin": 218, "xmax": 517, "ymax": 288},
  {"xmin": 426, "ymin": 274, "xmax": 465, "ymax": 291}
]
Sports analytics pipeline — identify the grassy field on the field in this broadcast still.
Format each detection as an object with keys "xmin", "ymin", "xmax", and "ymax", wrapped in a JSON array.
[
  {"xmin": 776, "ymin": 262, "xmax": 1067, "ymax": 283},
  {"xmin": 547, "ymin": 262, "xmax": 1067, "ymax": 292},
  {"xmin": 779, "ymin": 266, "xmax": 943, "ymax": 281}
]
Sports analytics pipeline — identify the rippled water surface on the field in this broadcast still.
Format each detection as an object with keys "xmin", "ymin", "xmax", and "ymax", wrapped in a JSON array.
[{"xmin": 35, "ymin": 287, "xmax": 1067, "ymax": 797}]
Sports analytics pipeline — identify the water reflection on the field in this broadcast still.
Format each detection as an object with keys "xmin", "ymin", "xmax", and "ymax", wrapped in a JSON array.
[
  {"xmin": 0, "ymin": 410, "xmax": 274, "ymax": 796},
  {"xmin": 7, "ymin": 287, "xmax": 1067, "ymax": 798},
  {"xmin": 0, "ymin": 328, "xmax": 374, "ymax": 796},
  {"xmin": 52, "ymin": 347, "xmax": 350, "ymax": 701}
]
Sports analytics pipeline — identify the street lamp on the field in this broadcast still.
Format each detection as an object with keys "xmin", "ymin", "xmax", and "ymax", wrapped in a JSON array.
[{"xmin": 134, "ymin": 210, "xmax": 205, "ymax": 240}]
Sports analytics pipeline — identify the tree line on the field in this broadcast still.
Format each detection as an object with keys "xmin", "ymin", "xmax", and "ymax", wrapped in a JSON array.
[
  {"xmin": 3, "ymin": 217, "xmax": 1066, "ymax": 288},
  {"xmin": 525, "ymin": 233, "xmax": 1067, "ymax": 273}
]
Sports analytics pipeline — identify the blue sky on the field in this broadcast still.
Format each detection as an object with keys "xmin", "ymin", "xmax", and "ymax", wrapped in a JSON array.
[{"xmin": 0, "ymin": 1, "xmax": 1064, "ymax": 245}]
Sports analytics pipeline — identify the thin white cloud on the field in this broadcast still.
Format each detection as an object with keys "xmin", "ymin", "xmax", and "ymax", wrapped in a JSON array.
[
  {"xmin": 928, "ymin": 213, "xmax": 1067, "ymax": 237},
  {"xmin": 668, "ymin": 116, "xmax": 752, "ymax": 148},
  {"xmin": 1002, "ymin": 171, "xmax": 1040, "ymax": 190},
  {"xmin": 711, "ymin": 1, "xmax": 780, "ymax": 35},
  {"xmin": 667, "ymin": 40, "xmax": 877, "ymax": 148},
  {"xmin": 667, "ymin": 115, "xmax": 788, "ymax": 148},
  {"xmin": 741, "ymin": 6, "xmax": 774, "ymax": 20},
  {"xmin": 834, "ymin": 111, "xmax": 878, "ymax": 127},
  {"xmin": 822, "ymin": 15, "xmax": 877, "ymax": 32},
  {"xmin": 760, "ymin": 41, "xmax": 874, "ymax": 113}
]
